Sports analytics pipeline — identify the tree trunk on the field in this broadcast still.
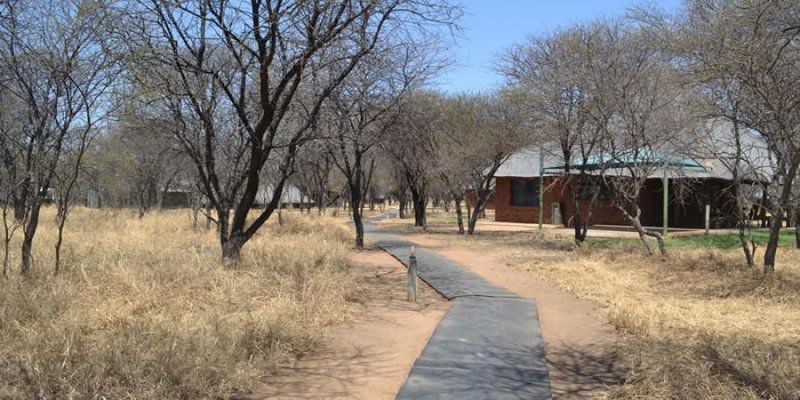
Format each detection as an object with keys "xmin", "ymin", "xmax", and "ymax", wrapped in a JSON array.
[
  {"xmin": 794, "ymin": 212, "xmax": 800, "ymax": 249},
  {"xmin": 630, "ymin": 215, "xmax": 655, "ymax": 256},
  {"xmin": 2, "ymin": 201, "xmax": 19, "ymax": 279},
  {"xmin": 192, "ymin": 207, "xmax": 199, "ymax": 229},
  {"xmin": 221, "ymin": 235, "xmax": 244, "ymax": 262},
  {"xmin": 738, "ymin": 221, "xmax": 755, "ymax": 268},
  {"xmin": 763, "ymin": 213, "xmax": 782, "ymax": 273},
  {"xmin": 616, "ymin": 204, "xmax": 668, "ymax": 257},
  {"xmin": 54, "ymin": 203, "xmax": 67, "ymax": 275},
  {"xmin": 13, "ymin": 187, "xmax": 27, "ymax": 222},
  {"xmin": 454, "ymin": 197, "xmax": 465, "ymax": 234},
  {"xmin": 467, "ymin": 189, "xmax": 493, "ymax": 235},
  {"xmin": 20, "ymin": 200, "xmax": 43, "ymax": 276},
  {"xmin": 467, "ymin": 207, "xmax": 480, "ymax": 234},
  {"xmin": 137, "ymin": 189, "xmax": 147, "ymax": 219},
  {"xmin": 576, "ymin": 184, "xmax": 601, "ymax": 244},
  {"xmin": 571, "ymin": 187, "xmax": 585, "ymax": 243},
  {"xmin": 763, "ymin": 160, "xmax": 799, "ymax": 273},
  {"xmin": 410, "ymin": 187, "xmax": 426, "ymax": 227},
  {"xmin": 398, "ymin": 191, "xmax": 408, "ymax": 218},
  {"xmin": 218, "ymin": 210, "xmax": 244, "ymax": 263},
  {"xmin": 352, "ymin": 195, "xmax": 364, "ymax": 248}
]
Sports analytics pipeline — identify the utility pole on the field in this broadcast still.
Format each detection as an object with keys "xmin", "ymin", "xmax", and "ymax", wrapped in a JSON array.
[{"xmin": 538, "ymin": 146, "xmax": 544, "ymax": 230}]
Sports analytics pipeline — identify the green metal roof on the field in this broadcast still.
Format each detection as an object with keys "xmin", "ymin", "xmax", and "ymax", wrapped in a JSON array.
[{"xmin": 542, "ymin": 149, "xmax": 706, "ymax": 172}]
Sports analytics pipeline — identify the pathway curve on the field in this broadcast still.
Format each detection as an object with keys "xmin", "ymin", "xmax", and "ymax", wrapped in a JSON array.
[{"xmin": 367, "ymin": 223, "xmax": 553, "ymax": 400}]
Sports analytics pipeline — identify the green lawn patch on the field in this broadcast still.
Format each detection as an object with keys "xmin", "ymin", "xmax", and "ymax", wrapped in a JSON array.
[
  {"xmin": 586, "ymin": 230, "xmax": 796, "ymax": 250},
  {"xmin": 669, "ymin": 230, "xmax": 795, "ymax": 250}
]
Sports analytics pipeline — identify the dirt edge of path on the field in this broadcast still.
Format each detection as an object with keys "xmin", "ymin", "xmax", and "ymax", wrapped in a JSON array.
[{"xmin": 248, "ymin": 247, "xmax": 449, "ymax": 400}]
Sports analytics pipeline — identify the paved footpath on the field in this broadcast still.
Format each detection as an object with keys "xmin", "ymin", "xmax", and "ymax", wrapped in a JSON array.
[{"xmin": 367, "ymin": 224, "xmax": 552, "ymax": 400}]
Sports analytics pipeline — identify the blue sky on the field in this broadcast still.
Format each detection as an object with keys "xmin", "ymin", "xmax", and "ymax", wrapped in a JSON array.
[{"xmin": 436, "ymin": 0, "xmax": 683, "ymax": 93}]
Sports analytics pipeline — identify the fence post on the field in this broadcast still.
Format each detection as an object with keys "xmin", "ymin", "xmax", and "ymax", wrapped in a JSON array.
[
  {"xmin": 705, "ymin": 204, "xmax": 711, "ymax": 235},
  {"xmin": 408, "ymin": 246, "xmax": 418, "ymax": 303}
]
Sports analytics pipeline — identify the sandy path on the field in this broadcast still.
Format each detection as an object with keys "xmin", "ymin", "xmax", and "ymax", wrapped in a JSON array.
[
  {"xmin": 395, "ymin": 232, "xmax": 625, "ymax": 399},
  {"xmin": 250, "ymin": 248, "xmax": 449, "ymax": 399}
]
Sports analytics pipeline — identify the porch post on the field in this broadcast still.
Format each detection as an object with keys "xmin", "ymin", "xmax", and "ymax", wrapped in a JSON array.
[
  {"xmin": 662, "ymin": 168, "xmax": 668, "ymax": 236},
  {"xmin": 538, "ymin": 146, "xmax": 544, "ymax": 230}
]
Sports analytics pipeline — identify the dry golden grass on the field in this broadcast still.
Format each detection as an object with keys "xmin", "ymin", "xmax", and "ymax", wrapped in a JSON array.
[
  {"xmin": 427, "ymin": 229, "xmax": 800, "ymax": 399},
  {"xmin": 0, "ymin": 207, "xmax": 359, "ymax": 399}
]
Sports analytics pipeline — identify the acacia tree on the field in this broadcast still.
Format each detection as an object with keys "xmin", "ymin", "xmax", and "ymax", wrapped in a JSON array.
[
  {"xmin": 389, "ymin": 156, "xmax": 411, "ymax": 218},
  {"xmin": 382, "ymin": 91, "xmax": 442, "ymax": 227},
  {"xmin": 586, "ymin": 22, "xmax": 694, "ymax": 257},
  {"xmin": 500, "ymin": 26, "xmax": 606, "ymax": 243},
  {"xmin": 326, "ymin": 40, "xmax": 443, "ymax": 248},
  {"xmin": 695, "ymin": 118, "xmax": 770, "ymax": 267},
  {"xmin": 670, "ymin": 0, "xmax": 800, "ymax": 272},
  {"xmin": 293, "ymin": 141, "xmax": 334, "ymax": 214},
  {"xmin": 436, "ymin": 92, "xmax": 529, "ymax": 234},
  {"xmin": 433, "ymin": 98, "xmax": 469, "ymax": 233},
  {"xmin": 0, "ymin": 87, "xmax": 24, "ymax": 278},
  {"xmin": 0, "ymin": 0, "xmax": 115, "ymax": 276},
  {"xmin": 104, "ymin": 109, "xmax": 185, "ymax": 218},
  {"xmin": 123, "ymin": 0, "xmax": 460, "ymax": 260},
  {"xmin": 52, "ymin": 122, "xmax": 96, "ymax": 274}
]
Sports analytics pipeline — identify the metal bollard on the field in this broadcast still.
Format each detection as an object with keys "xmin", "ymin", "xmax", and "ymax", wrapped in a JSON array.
[{"xmin": 408, "ymin": 246, "xmax": 418, "ymax": 302}]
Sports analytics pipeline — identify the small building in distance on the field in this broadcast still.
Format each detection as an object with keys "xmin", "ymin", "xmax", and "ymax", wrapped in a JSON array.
[{"xmin": 256, "ymin": 184, "xmax": 313, "ymax": 209}]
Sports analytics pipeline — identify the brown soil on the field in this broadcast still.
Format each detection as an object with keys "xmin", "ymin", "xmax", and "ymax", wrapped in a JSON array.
[
  {"xmin": 396, "ymin": 232, "xmax": 625, "ymax": 399},
  {"xmin": 249, "ymin": 247, "xmax": 449, "ymax": 399}
]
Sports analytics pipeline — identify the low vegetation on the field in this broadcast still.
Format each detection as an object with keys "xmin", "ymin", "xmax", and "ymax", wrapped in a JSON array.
[
  {"xmin": 427, "ymin": 228, "xmax": 800, "ymax": 399},
  {"xmin": 0, "ymin": 208, "xmax": 358, "ymax": 399}
]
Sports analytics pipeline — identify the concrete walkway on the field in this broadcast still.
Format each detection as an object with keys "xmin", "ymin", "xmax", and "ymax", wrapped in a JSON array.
[{"xmin": 368, "ymin": 225, "xmax": 552, "ymax": 399}]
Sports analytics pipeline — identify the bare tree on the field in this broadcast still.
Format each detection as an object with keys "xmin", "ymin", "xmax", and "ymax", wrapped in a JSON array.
[
  {"xmin": 585, "ymin": 22, "xmax": 695, "ymax": 257},
  {"xmin": 499, "ymin": 25, "xmax": 606, "ymax": 243},
  {"xmin": 98, "ymin": 108, "xmax": 185, "ymax": 218},
  {"xmin": 436, "ymin": 92, "xmax": 530, "ymax": 234},
  {"xmin": 671, "ymin": 0, "xmax": 800, "ymax": 272},
  {"xmin": 0, "ymin": 0, "xmax": 115, "ymax": 276},
  {"xmin": 382, "ymin": 91, "xmax": 443, "ymax": 228},
  {"xmin": 121, "ymin": 0, "xmax": 460, "ymax": 260},
  {"xmin": 325, "ymin": 40, "xmax": 444, "ymax": 247},
  {"xmin": 694, "ymin": 118, "xmax": 771, "ymax": 267},
  {"xmin": 293, "ymin": 141, "xmax": 332, "ymax": 214},
  {"xmin": 389, "ymin": 157, "xmax": 411, "ymax": 218},
  {"xmin": 52, "ymin": 123, "xmax": 95, "ymax": 274},
  {"xmin": 0, "ymin": 82, "xmax": 24, "ymax": 278}
]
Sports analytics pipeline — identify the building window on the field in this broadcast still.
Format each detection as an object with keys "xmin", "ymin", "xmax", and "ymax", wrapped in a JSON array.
[{"xmin": 510, "ymin": 178, "xmax": 539, "ymax": 206}]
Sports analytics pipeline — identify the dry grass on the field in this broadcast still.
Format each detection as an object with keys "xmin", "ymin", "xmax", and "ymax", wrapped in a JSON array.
[
  {"xmin": 0, "ymin": 207, "xmax": 359, "ymax": 399},
  {"xmin": 425, "ymin": 228, "xmax": 800, "ymax": 399}
]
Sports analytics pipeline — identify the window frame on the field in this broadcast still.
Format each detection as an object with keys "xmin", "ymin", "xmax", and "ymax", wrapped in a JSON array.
[{"xmin": 509, "ymin": 178, "xmax": 539, "ymax": 207}]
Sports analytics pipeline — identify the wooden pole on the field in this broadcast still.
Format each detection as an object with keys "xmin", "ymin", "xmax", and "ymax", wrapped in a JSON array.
[
  {"xmin": 538, "ymin": 147, "xmax": 544, "ymax": 230},
  {"xmin": 408, "ymin": 246, "xmax": 418, "ymax": 302},
  {"xmin": 705, "ymin": 203, "xmax": 711, "ymax": 235}
]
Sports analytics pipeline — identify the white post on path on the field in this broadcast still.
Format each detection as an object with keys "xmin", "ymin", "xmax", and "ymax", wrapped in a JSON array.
[
  {"xmin": 705, "ymin": 204, "xmax": 711, "ymax": 235},
  {"xmin": 408, "ymin": 246, "xmax": 418, "ymax": 303}
]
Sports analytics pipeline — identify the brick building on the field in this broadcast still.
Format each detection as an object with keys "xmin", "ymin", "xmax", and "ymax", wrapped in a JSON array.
[{"xmin": 492, "ymin": 121, "xmax": 772, "ymax": 229}]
